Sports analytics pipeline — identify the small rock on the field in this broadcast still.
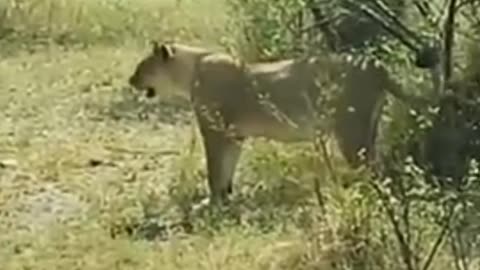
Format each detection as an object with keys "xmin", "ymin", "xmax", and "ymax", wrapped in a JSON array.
[{"xmin": 88, "ymin": 159, "xmax": 103, "ymax": 167}]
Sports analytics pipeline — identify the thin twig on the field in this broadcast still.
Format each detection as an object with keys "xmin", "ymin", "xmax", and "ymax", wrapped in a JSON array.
[
  {"xmin": 317, "ymin": 134, "xmax": 339, "ymax": 184},
  {"xmin": 456, "ymin": 0, "xmax": 480, "ymax": 10},
  {"xmin": 369, "ymin": 0, "xmax": 424, "ymax": 44},
  {"xmin": 421, "ymin": 203, "xmax": 456, "ymax": 270},
  {"xmin": 399, "ymin": 177, "xmax": 412, "ymax": 249},
  {"xmin": 414, "ymin": 0, "xmax": 431, "ymax": 18},
  {"xmin": 280, "ymin": 7, "xmax": 306, "ymax": 37},
  {"xmin": 413, "ymin": 0, "xmax": 441, "ymax": 29},
  {"xmin": 443, "ymin": 0, "xmax": 458, "ymax": 83},
  {"xmin": 188, "ymin": 119, "xmax": 198, "ymax": 156},
  {"xmin": 450, "ymin": 228, "xmax": 470, "ymax": 270},
  {"xmin": 344, "ymin": 0, "xmax": 419, "ymax": 52},
  {"xmin": 311, "ymin": 156, "xmax": 327, "ymax": 212},
  {"xmin": 450, "ymin": 230, "xmax": 464, "ymax": 270},
  {"xmin": 459, "ymin": 1, "xmax": 480, "ymax": 30},
  {"xmin": 370, "ymin": 180, "xmax": 416, "ymax": 270},
  {"xmin": 297, "ymin": 14, "xmax": 343, "ymax": 34},
  {"xmin": 300, "ymin": 89, "xmax": 336, "ymax": 211}
]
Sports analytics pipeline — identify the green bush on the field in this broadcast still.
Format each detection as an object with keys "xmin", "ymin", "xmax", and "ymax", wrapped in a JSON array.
[{"xmin": 225, "ymin": 0, "xmax": 313, "ymax": 60}]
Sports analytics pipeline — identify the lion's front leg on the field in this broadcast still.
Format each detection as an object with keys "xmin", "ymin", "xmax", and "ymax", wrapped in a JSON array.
[
  {"xmin": 194, "ymin": 106, "xmax": 244, "ymax": 205},
  {"xmin": 201, "ymin": 127, "xmax": 243, "ymax": 205}
]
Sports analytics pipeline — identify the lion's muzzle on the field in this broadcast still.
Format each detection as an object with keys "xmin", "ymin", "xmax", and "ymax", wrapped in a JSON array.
[
  {"xmin": 145, "ymin": 87, "xmax": 156, "ymax": 98},
  {"xmin": 128, "ymin": 75, "xmax": 156, "ymax": 98}
]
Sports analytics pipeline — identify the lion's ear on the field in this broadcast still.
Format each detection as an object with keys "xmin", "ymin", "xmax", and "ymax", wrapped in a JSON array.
[{"xmin": 152, "ymin": 42, "xmax": 175, "ymax": 60}]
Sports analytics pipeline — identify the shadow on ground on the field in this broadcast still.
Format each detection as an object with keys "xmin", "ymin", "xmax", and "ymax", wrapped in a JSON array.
[
  {"xmin": 114, "ymin": 175, "xmax": 317, "ymax": 241},
  {"xmin": 107, "ymin": 88, "xmax": 193, "ymax": 125}
]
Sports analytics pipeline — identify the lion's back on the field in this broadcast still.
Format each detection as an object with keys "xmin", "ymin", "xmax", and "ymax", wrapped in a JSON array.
[
  {"xmin": 198, "ymin": 53, "xmax": 246, "ymax": 79},
  {"xmin": 193, "ymin": 53, "xmax": 250, "ymax": 98}
]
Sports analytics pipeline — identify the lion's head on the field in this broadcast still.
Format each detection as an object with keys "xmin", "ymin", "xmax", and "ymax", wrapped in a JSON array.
[{"xmin": 129, "ymin": 41, "xmax": 182, "ymax": 98}]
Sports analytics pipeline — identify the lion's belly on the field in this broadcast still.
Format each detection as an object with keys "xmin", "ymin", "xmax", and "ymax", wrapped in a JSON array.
[{"xmin": 235, "ymin": 112, "xmax": 317, "ymax": 142}]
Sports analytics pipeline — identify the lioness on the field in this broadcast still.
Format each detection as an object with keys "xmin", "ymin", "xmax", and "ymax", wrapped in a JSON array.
[{"xmin": 129, "ymin": 41, "xmax": 392, "ymax": 204}]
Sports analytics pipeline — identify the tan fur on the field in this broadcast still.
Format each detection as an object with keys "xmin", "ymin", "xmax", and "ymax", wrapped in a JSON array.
[{"xmin": 129, "ymin": 42, "xmax": 393, "ymax": 204}]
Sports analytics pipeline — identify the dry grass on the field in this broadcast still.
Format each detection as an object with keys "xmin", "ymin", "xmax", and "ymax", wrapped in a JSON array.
[
  {"xmin": 1, "ymin": 0, "xmax": 479, "ymax": 269},
  {"xmin": 0, "ymin": 1, "xmax": 326, "ymax": 268},
  {"xmin": 0, "ymin": 43, "xmax": 341, "ymax": 269}
]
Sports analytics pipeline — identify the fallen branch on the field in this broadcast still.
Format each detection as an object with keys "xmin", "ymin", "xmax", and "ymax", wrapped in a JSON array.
[{"xmin": 103, "ymin": 145, "xmax": 180, "ymax": 156}]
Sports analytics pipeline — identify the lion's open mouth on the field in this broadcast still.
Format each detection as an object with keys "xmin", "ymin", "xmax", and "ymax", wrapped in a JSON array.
[{"xmin": 145, "ymin": 87, "xmax": 156, "ymax": 98}]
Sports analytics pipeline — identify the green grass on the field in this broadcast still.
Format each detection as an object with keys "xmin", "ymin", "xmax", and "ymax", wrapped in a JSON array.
[
  {"xmin": 0, "ymin": 0, "xmax": 247, "ymax": 55},
  {"xmin": 1, "ymin": 0, "xmax": 479, "ymax": 269}
]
